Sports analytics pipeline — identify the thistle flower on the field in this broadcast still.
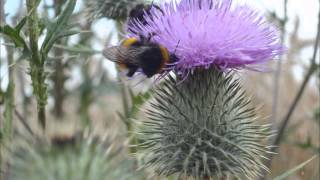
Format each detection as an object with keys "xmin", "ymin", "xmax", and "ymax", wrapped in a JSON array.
[
  {"xmin": 128, "ymin": 0, "xmax": 285, "ymax": 75},
  {"xmin": 85, "ymin": 0, "xmax": 143, "ymax": 20},
  {"xmin": 138, "ymin": 69, "xmax": 273, "ymax": 179},
  {"xmin": 9, "ymin": 133, "xmax": 143, "ymax": 180}
]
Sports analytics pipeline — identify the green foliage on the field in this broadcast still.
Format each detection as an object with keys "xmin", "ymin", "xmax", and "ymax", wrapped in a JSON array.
[
  {"xmin": 138, "ymin": 70, "xmax": 272, "ymax": 179},
  {"xmin": 0, "ymin": 17, "xmax": 30, "ymax": 58},
  {"xmin": 40, "ymin": 0, "xmax": 78, "ymax": 60},
  {"xmin": 0, "ymin": 17, "xmax": 27, "ymax": 48},
  {"xmin": 53, "ymin": 44, "xmax": 101, "ymax": 54},
  {"xmin": 274, "ymin": 155, "xmax": 318, "ymax": 180},
  {"xmin": 9, "ymin": 134, "xmax": 144, "ymax": 180}
]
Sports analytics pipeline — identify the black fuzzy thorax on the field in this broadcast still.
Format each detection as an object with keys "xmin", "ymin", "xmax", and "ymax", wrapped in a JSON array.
[{"xmin": 128, "ymin": 41, "xmax": 165, "ymax": 77}]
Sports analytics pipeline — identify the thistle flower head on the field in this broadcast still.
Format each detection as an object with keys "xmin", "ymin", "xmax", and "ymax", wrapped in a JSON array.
[
  {"xmin": 138, "ymin": 69, "xmax": 273, "ymax": 179},
  {"xmin": 85, "ymin": 0, "xmax": 143, "ymax": 20},
  {"xmin": 128, "ymin": 0, "xmax": 285, "ymax": 75}
]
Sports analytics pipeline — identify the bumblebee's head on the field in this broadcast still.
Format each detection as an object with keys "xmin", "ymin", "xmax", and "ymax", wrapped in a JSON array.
[
  {"xmin": 128, "ymin": 3, "xmax": 164, "ymax": 35},
  {"xmin": 128, "ymin": 4, "xmax": 150, "ymax": 25}
]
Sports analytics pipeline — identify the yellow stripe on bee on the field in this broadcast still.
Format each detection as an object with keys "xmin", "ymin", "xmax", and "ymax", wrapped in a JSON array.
[
  {"xmin": 159, "ymin": 45, "xmax": 170, "ymax": 68},
  {"xmin": 122, "ymin": 37, "xmax": 138, "ymax": 47}
]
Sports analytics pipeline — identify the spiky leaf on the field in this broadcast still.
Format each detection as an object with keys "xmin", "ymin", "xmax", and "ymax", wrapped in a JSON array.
[{"xmin": 10, "ymin": 134, "xmax": 143, "ymax": 180}]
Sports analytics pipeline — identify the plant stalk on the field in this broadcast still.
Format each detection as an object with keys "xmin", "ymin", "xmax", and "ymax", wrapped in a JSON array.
[
  {"xmin": 3, "ymin": 48, "xmax": 15, "ymax": 141},
  {"xmin": 26, "ymin": 0, "xmax": 47, "ymax": 130},
  {"xmin": 52, "ymin": 0, "xmax": 66, "ymax": 118}
]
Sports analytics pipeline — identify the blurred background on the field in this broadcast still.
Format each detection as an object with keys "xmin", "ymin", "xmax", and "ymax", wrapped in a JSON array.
[{"xmin": 0, "ymin": 0, "xmax": 319, "ymax": 179}]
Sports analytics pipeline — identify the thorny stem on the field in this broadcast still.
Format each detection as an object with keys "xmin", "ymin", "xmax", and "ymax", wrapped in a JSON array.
[
  {"xmin": 52, "ymin": 0, "xmax": 66, "ymax": 118},
  {"xmin": 79, "ymin": 65, "xmax": 93, "ymax": 127},
  {"xmin": 78, "ymin": 22, "xmax": 93, "ymax": 128},
  {"xmin": 26, "ymin": 0, "xmax": 47, "ymax": 130},
  {"xmin": 266, "ymin": 1, "xmax": 320, "ymax": 176}
]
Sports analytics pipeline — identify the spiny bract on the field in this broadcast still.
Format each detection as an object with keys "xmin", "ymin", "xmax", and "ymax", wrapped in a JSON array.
[{"xmin": 138, "ymin": 70, "xmax": 273, "ymax": 179}]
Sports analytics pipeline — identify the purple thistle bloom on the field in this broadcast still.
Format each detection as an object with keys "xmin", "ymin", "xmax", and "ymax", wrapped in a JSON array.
[{"xmin": 127, "ymin": 0, "xmax": 285, "ymax": 75}]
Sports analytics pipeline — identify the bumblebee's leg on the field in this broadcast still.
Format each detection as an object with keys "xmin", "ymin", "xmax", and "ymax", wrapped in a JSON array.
[
  {"xmin": 126, "ymin": 66, "xmax": 139, "ymax": 77},
  {"xmin": 141, "ymin": 32, "xmax": 156, "ymax": 42},
  {"xmin": 147, "ymin": 33, "xmax": 153, "ymax": 41},
  {"xmin": 139, "ymin": 34, "xmax": 146, "ymax": 42}
]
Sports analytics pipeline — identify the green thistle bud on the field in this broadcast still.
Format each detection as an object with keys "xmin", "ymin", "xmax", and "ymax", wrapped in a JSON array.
[
  {"xmin": 9, "ymin": 133, "xmax": 143, "ymax": 180},
  {"xmin": 138, "ymin": 69, "xmax": 273, "ymax": 179}
]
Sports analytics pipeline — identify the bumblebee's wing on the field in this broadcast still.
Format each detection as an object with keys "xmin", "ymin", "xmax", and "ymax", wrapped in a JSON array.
[
  {"xmin": 102, "ymin": 46, "xmax": 127, "ymax": 63},
  {"xmin": 103, "ymin": 45, "xmax": 149, "ymax": 65}
]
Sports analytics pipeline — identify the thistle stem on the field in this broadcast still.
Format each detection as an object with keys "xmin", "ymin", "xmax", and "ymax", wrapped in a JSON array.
[
  {"xmin": 3, "ymin": 47, "xmax": 15, "ymax": 140},
  {"xmin": 52, "ymin": 0, "xmax": 65, "ymax": 119},
  {"xmin": 26, "ymin": 0, "xmax": 47, "ymax": 130}
]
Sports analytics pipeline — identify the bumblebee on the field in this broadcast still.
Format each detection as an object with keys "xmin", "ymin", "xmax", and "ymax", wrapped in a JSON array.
[{"xmin": 103, "ymin": 36, "xmax": 178, "ymax": 78}]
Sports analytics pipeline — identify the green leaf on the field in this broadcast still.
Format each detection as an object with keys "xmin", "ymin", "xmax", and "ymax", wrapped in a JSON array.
[
  {"xmin": 15, "ymin": 17, "xmax": 27, "ymax": 33},
  {"xmin": 1, "ymin": 25, "xmax": 26, "ymax": 47},
  {"xmin": 38, "ymin": 17, "xmax": 51, "ymax": 35},
  {"xmin": 55, "ymin": 30, "xmax": 79, "ymax": 40},
  {"xmin": 0, "ymin": 17, "xmax": 31, "ymax": 58},
  {"xmin": 40, "ymin": 0, "xmax": 77, "ymax": 57},
  {"xmin": 274, "ymin": 155, "xmax": 318, "ymax": 180},
  {"xmin": 53, "ymin": 44, "xmax": 100, "ymax": 54}
]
